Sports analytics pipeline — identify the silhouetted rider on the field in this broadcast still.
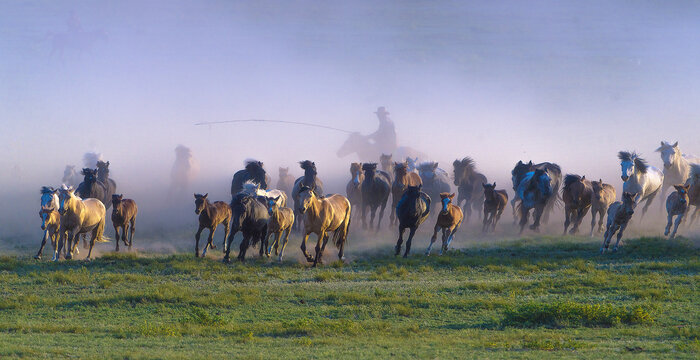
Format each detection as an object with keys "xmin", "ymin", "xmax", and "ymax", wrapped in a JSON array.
[{"xmin": 367, "ymin": 106, "xmax": 397, "ymax": 155}]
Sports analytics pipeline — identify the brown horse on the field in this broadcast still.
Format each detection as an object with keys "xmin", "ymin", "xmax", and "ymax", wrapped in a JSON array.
[
  {"xmin": 562, "ymin": 174, "xmax": 593, "ymax": 235},
  {"xmin": 665, "ymin": 184, "xmax": 690, "ymax": 239},
  {"xmin": 56, "ymin": 186, "xmax": 109, "ymax": 260},
  {"xmin": 390, "ymin": 161, "xmax": 422, "ymax": 225},
  {"xmin": 297, "ymin": 186, "xmax": 351, "ymax": 267},
  {"xmin": 482, "ymin": 183, "xmax": 508, "ymax": 233},
  {"xmin": 111, "ymin": 194, "xmax": 138, "ymax": 252},
  {"xmin": 345, "ymin": 162, "xmax": 364, "ymax": 221},
  {"xmin": 194, "ymin": 193, "xmax": 232, "ymax": 258},
  {"xmin": 601, "ymin": 192, "xmax": 637, "ymax": 253},
  {"xmin": 589, "ymin": 179, "xmax": 616, "ymax": 236},
  {"xmin": 265, "ymin": 196, "xmax": 295, "ymax": 262},
  {"xmin": 426, "ymin": 193, "xmax": 463, "ymax": 256}
]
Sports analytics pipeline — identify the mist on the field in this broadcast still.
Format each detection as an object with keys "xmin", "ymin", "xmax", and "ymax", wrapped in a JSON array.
[{"xmin": 1, "ymin": 1, "xmax": 699, "ymax": 250}]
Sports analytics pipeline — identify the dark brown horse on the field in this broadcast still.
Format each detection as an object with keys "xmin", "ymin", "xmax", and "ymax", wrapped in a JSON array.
[
  {"xmin": 453, "ymin": 157, "xmax": 488, "ymax": 223},
  {"xmin": 96, "ymin": 161, "xmax": 117, "ymax": 210},
  {"xmin": 231, "ymin": 160, "xmax": 270, "ymax": 196},
  {"xmin": 360, "ymin": 163, "xmax": 391, "ymax": 230},
  {"xmin": 345, "ymin": 162, "xmax": 364, "ymax": 221},
  {"xmin": 111, "ymin": 194, "xmax": 138, "ymax": 252},
  {"xmin": 511, "ymin": 160, "xmax": 562, "ymax": 224},
  {"xmin": 395, "ymin": 185, "xmax": 430, "ymax": 257},
  {"xmin": 482, "ymin": 183, "xmax": 508, "ymax": 233},
  {"xmin": 194, "ymin": 193, "xmax": 232, "ymax": 258},
  {"xmin": 390, "ymin": 161, "xmax": 422, "ymax": 225},
  {"xmin": 562, "ymin": 174, "xmax": 593, "ymax": 235}
]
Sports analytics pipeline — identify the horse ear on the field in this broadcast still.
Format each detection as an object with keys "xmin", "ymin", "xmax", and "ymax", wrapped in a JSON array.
[
  {"xmin": 449, "ymin": 193, "xmax": 455, "ymax": 199},
  {"xmin": 581, "ymin": 175, "xmax": 585, "ymax": 181},
  {"xmin": 517, "ymin": 160, "xmax": 522, "ymax": 165},
  {"xmin": 528, "ymin": 161, "xmax": 533, "ymax": 166},
  {"xmin": 599, "ymin": 178, "xmax": 602, "ymax": 183},
  {"xmin": 194, "ymin": 193, "xmax": 197, "ymax": 199},
  {"xmin": 433, "ymin": 163, "xmax": 438, "ymax": 169},
  {"xmin": 493, "ymin": 182, "xmax": 496, "ymax": 187},
  {"xmin": 203, "ymin": 193, "xmax": 208, "ymax": 198},
  {"xmin": 660, "ymin": 141, "xmax": 665, "ymax": 147},
  {"xmin": 673, "ymin": 141, "xmax": 678, "ymax": 148},
  {"xmin": 274, "ymin": 195, "xmax": 280, "ymax": 201}
]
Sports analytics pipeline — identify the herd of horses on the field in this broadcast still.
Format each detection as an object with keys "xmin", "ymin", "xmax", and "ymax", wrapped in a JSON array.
[{"xmin": 35, "ymin": 141, "xmax": 700, "ymax": 265}]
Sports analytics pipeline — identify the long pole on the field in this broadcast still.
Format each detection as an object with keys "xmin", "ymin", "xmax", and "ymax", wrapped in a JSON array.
[{"xmin": 194, "ymin": 119, "xmax": 353, "ymax": 134}]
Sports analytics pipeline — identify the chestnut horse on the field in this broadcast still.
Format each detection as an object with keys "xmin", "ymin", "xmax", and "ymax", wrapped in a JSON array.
[
  {"xmin": 297, "ymin": 186, "xmax": 351, "ymax": 267},
  {"xmin": 194, "ymin": 193, "xmax": 231, "ymax": 257},
  {"xmin": 111, "ymin": 194, "xmax": 138, "ymax": 252},
  {"xmin": 390, "ymin": 161, "xmax": 422, "ymax": 225},
  {"xmin": 589, "ymin": 179, "xmax": 616, "ymax": 236},
  {"xmin": 562, "ymin": 174, "xmax": 593, "ymax": 235},
  {"xmin": 482, "ymin": 183, "xmax": 508, "ymax": 233},
  {"xmin": 426, "ymin": 193, "xmax": 462, "ymax": 256}
]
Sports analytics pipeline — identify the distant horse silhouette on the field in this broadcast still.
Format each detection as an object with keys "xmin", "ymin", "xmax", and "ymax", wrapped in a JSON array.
[
  {"xmin": 170, "ymin": 145, "xmax": 198, "ymax": 195},
  {"xmin": 589, "ymin": 179, "xmax": 616, "ymax": 236},
  {"xmin": 395, "ymin": 185, "xmax": 430, "ymax": 258},
  {"xmin": 360, "ymin": 163, "xmax": 391, "ymax": 230},
  {"xmin": 276, "ymin": 167, "xmax": 296, "ymax": 201},
  {"xmin": 562, "ymin": 174, "xmax": 592, "ymax": 235},
  {"xmin": 601, "ymin": 192, "xmax": 637, "ymax": 253},
  {"xmin": 194, "ymin": 193, "xmax": 231, "ymax": 258},
  {"xmin": 346, "ymin": 163, "xmax": 364, "ymax": 221},
  {"xmin": 390, "ymin": 161, "xmax": 422, "ymax": 225},
  {"xmin": 511, "ymin": 160, "xmax": 562, "ymax": 224},
  {"xmin": 452, "ymin": 157, "xmax": 488, "ymax": 223},
  {"xmin": 516, "ymin": 169, "xmax": 555, "ymax": 234},
  {"xmin": 231, "ymin": 160, "xmax": 270, "ymax": 196},
  {"xmin": 297, "ymin": 186, "xmax": 351, "ymax": 267},
  {"xmin": 426, "ymin": 193, "xmax": 462, "ymax": 256},
  {"xmin": 417, "ymin": 162, "xmax": 451, "ymax": 216},
  {"xmin": 96, "ymin": 161, "xmax": 117, "ymax": 210},
  {"xmin": 225, "ymin": 192, "xmax": 269, "ymax": 262},
  {"xmin": 482, "ymin": 183, "xmax": 508, "ymax": 233},
  {"xmin": 62, "ymin": 165, "xmax": 80, "ymax": 187},
  {"xmin": 379, "ymin": 154, "xmax": 395, "ymax": 181},
  {"xmin": 618, "ymin": 151, "xmax": 663, "ymax": 219}
]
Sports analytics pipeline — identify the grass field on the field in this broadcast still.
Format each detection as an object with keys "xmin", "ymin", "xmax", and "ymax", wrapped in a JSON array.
[{"xmin": 0, "ymin": 235, "xmax": 698, "ymax": 359}]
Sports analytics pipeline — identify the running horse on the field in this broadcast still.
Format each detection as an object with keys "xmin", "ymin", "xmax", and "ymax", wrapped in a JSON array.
[
  {"xmin": 511, "ymin": 160, "xmax": 562, "ymax": 224},
  {"xmin": 516, "ymin": 168, "xmax": 555, "ymax": 234},
  {"xmin": 618, "ymin": 151, "xmax": 664, "ymax": 219},
  {"xmin": 297, "ymin": 186, "xmax": 351, "ymax": 267}
]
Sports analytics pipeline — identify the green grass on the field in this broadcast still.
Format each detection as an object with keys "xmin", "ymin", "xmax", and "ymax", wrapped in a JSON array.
[{"xmin": 0, "ymin": 236, "xmax": 698, "ymax": 359}]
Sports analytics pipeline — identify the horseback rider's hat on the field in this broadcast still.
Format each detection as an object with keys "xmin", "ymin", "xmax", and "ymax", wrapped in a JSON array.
[{"xmin": 374, "ymin": 106, "xmax": 389, "ymax": 115}]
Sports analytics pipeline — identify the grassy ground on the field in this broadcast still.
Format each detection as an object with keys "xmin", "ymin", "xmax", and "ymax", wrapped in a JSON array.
[{"xmin": 0, "ymin": 235, "xmax": 698, "ymax": 359}]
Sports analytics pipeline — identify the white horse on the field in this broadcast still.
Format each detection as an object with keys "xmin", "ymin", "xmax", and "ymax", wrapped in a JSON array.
[
  {"xmin": 656, "ymin": 141, "xmax": 700, "ymax": 202},
  {"xmin": 618, "ymin": 151, "xmax": 664, "ymax": 219},
  {"xmin": 241, "ymin": 180, "xmax": 287, "ymax": 207}
]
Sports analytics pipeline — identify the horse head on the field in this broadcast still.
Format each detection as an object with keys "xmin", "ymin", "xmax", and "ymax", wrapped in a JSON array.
[
  {"xmin": 193, "ymin": 193, "xmax": 208, "ymax": 215},
  {"xmin": 81, "ymin": 168, "xmax": 98, "ymax": 184},
  {"xmin": 453, "ymin": 157, "xmax": 475, "ymax": 186},
  {"xmin": 439, "ymin": 192, "xmax": 455, "ymax": 214},
  {"xmin": 350, "ymin": 163, "xmax": 363, "ymax": 185},
  {"xmin": 298, "ymin": 185, "xmax": 316, "ymax": 214},
  {"xmin": 656, "ymin": 141, "xmax": 679, "ymax": 169},
  {"xmin": 336, "ymin": 132, "xmax": 366, "ymax": 158},
  {"xmin": 58, "ymin": 186, "xmax": 76, "ymax": 215},
  {"xmin": 112, "ymin": 194, "xmax": 124, "ymax": 216},
  {"xmin": 299, "ymin": 160, "xmax": 317, "ymax": 176}
]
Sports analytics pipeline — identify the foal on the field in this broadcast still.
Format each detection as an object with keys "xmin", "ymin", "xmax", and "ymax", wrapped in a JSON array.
[
  {"xmin": 265, "ymin": 196, "xmax": 295, "ymax": 262},
  {"xmin": 111, "ymin": 194, "xmax": 138, "ymax": 252},
  {"xmin": 194, "ymin": 193, "xmax": 232, "ymax": 257},
  {"xmin": 601, "ymin": 192, "xmax": 637, "ymax": 253},
  {"xmin": 664, "ymin": 184, "xmax": 690, "ymax": 239},
  {"xmin": 482, "ymin": 183, "xmax": 508, "ymax": 233},
  {"xmin": 426, "ymin": 193, "xmax": 463, "ymax": 256},
  {"xmin": 589, "ymin": 179, "xmax": 616, "ymax": 236}
]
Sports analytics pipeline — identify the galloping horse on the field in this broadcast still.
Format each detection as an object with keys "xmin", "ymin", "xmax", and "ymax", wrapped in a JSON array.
[
  {"xmin": 194, "ymin": 193, "xmax": 231, "ymax": 257},
  {"xmin": 345, "ymin": 163, "xmax": 364, "ymax": 221},
  {"xmin": 265, "ymin": 196, "xmax": 295, "ymax": 262},
  {"xmin": 225, "ymin": 192, "xmax": 269, "ymax": 262},
  {"xmin": 618, "ymin": 151, "xmax": 664, "ymax": 218},
  {"xmin": 35, "ymin": 187, "xmax": 62, "ymax": 260},
  {"xmin": 482, "ymin": 183, "xmax": 508, "ymax": 233},
  {"xmin": 231, "ymin": 160, "xmax": 270, "ymax": 196},
  {"xmin": 417, "ymin": 162, "xmax": 451, "ymax": 216},
  {"xmin": 360, "ymin": 163, "xmax": 391, "ymax": 230},
  {"xmin": 562, "ymin": 174, "xmax": 592, "ymax": 235},
  {"xmin": 511, "ymin": 160, "xmax": 562, "ymax": 224},
  {"xmin": 390, "ymin": 161, "xmax": 422, "ymax": 225},
  {"xmin": 297, "ymin": 186, "xmax": 351, "ymax": 267},
  {"xmin": 656, "ymin": 141, "xmax": 700, "ymax": 203},
  {"xmin": 76, "ymin": 168, "xmax": 106, "ymax": 204},
  {"xmin": 589, "ymin": 179, "xmax": 616, "ymax": 236},
  {"xmin": 453, "ymin": 157, "xmax": 488, "ymax": 223},
  {"xmin": 111, "ymin": 194, "xmax": 138, "ymax": 252},
  {"xmin": 664, "ymin": 185, "xmax": 690, "ymax": 239},
  {"xmin": 426, "ymin": 193, "xmax": 462, "ymax": 256},
  {"xmin": 516, "ymin": 169, "xmax": 555, "ymax": 234},
  {"xmin": 686, "ymin": 164, "xmax": 700, "ymax": 226},
  {"xmin": 96, "ymin": 161, "xmax": 117, "ymax": 210},
  {"xmin": 601, "ymin": 192, "xmax": 637, "ymax": 253},
  {"xmin": 56, "ymin": 186, "xmax": 108, "ymax": 260},
  {"xmin": 292, "ymin": 160, "xmax": 324, "ymax": 229},
  {"xmin": 395, "ymin": 185, "xmax": 430, "ymax": 257}
]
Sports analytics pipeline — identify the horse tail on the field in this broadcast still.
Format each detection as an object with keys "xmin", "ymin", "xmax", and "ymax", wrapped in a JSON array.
[
  {"xmin": 334, "ymin": 201, "xmax": 352, "ymax": 249},
  {"xmin": 94, "ymin": 217, "xmax": 110, "ymax": 242},
  {"xmin": 421, "ymin": 193, "xmax": 431, "ymax": 219}
]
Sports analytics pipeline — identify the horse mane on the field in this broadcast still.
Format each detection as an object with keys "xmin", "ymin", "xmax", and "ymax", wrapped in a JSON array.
[
  {"xmin": 299, "ymin": 160, "xmax": 315, "ymax": 171},
  {"xmin": 634, "ymin": 157, "xmax": 648, "ymax": 173},
  {"xmin": 40, "ymin": 186, "xmax": 55, "ymax": 194},
  {"xmin": 563, "ymin": 174, "xmax": 582, "ymax": 189},
  {"xmin": 617, "ymin": 151, "xmax": 636, "ymax": 163},
  {"xmin": 460, "ymin": 157, "xmax": 476, "ymax": 171},
  {"xmin": 244, "ymin": 159, "xmax": 264, "ymax": 172}
]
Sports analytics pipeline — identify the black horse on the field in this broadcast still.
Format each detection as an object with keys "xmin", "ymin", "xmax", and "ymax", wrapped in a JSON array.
[
  {"xmin": 76, "ymin": 168, "xmax": 106, "ymax": 203},
  {"xmin": 395, "ymin": 185, "xmax": 431, "ymax": 258},
  {"xmin": 511, "ymin": 160, "xmax": 562, "ymax": 223},
  {"xmin": 292, "ymin": 160, "xmax": 324, "ymax": 228},
  {"xmin": 224, "ymin": 192, "xmax": 269, "ymax": 263},
  {"xmin": 231, "ymin": 160, "xmax": 270, "ymax": 196},
  {"xmin": 96, "ymin": 161, "xmax": 117, "ymax": 210},
  {"xmin": 360, "ymin": 163, "xmax": 391, "ymax": 230},
  {"xmin": 452, "ymin": 157, "xmax": 488, "ymax": 223},
  {"xmin": 515, "ymin": 168, "xmax": 555, "ymax": 234}
]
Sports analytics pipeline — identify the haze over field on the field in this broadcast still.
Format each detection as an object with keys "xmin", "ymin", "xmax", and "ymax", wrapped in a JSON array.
[{"xmin": 1, "ymin": 1, "xmax": 698, "ymax": 243}]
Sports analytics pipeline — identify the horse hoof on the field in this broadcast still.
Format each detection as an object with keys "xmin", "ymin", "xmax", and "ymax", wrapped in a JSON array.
[
  {"xmin": 402, "ymin": 254, "xmax": 408, "ymax": 259},
  {"xmin": 33, "ymin": 255, "xmax": 41, "ymax": 260},
  {"xmin": 223, "ymin": 257, "xmax": 231, "ymax": 264},
  {"xmin": 305, "ymin": 257, "xmax": 314, "ymax": 263}
]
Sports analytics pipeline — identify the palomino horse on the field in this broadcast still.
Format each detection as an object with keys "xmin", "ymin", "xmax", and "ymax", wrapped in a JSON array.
[
  {"xmin": 686, "ymin": 164, "xmax": 700, "ymax": 226},
  {"xmin": 417, "ymin": 162, "xmax": 451, "ymax": 216},
  {"xmin": 511, "ymin": 160, "xmax": 562, "ymax": 224},
  {"xmin": 265, "ymin": 196, "xmax": 295, "ymax": 262},
  {"xmin": 231, "ymin": 160, "xmax": 270, "ymax": 196},
  {"xmin": 453, "ymin": 157, "xmax": 488, "ymax": 223},
  {"xmin": 360, "ymin": 163, "xmax": 391, "ymax": 230},
  {"xmin": 194, "ymin": 193, "xmax": 232, "ymax": 257},
  {"xmin": 345, "ymin": 162, "xmax": 364, "ymax": 221},
  {"xmin": 665, "ymin": 184, "xmax": 690, "ymax": 239},
  {"xmin": 225, "ymin": 192, "xmax": 269, "ymax": 263},
  {"xmin": 589, "ymin": 179, "xmax": 616, "ymax": 236},
  {"xmin": 111, "ymin": 194, "xmax": 138, "ymax": 252},
  {"xmin": 292, "ymin": 160, "xmax": 324, "ymax": 229},
  {"xmin": 390, "ymin": 161, "xmax": 422, "ymax": 225},
  {"xmin": 601, "ymin": 192, "xmax": 637, "ymax": 253},
  {"xmin": 297, "ymin": 186, "xmax": 351, "ymax": 267},
  {"xmin": 276, "ymin": 167, "xmax": 296, "ymax": 201},
  {"xmin": 96, "ymin": 161, "xmax": 117, "ymax": 210},
  {"xmin": 656, "ymin": 141, "xmax": 700, "ymax": 204},
  {"xmin": 426, "ymin": 193, "xmax": 462, "ymax": 256},
  {"xmin": 618, "ymin": 151, "xmax": 664, "ymax": 218},
  {"xmin": 56, "ymin": 186, "xmax": 109, "ymax": 260},
  {"xmin": 482, "ymin": 183, "xmax": 508, "ymax": 233},
  {"xmin": 35, "ymin": 187, "xmax": 63, "ymax": 260},
  {"xmin": 241, "ymin": 180, "xmax": 287, "ymax": 207},
  {"xmin": 562, "ymin": 174, "xmax": 593, "ymax": 235},
  {"xmin": 516, "ymin": 169, "xmax": 555, "ymax": 234},
  {"xmin": 395, "ymin": 184, "xmax": 431, "ymax": 257}
]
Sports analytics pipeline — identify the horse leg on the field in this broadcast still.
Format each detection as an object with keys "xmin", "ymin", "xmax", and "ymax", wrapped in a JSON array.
[
  {"xmin": 238, "ymin": 233, "xmax": 251, "ymax": 262},
  {"xmin": 641, "ymin": 190, "xmax": 659, "ymax": 220},
  {"xmin": 563, "ymin": 207, "xmax": 571, "ymax": 235},
  {"xmin": 86, "ymin": 228, "xmax": 98, "ymax": 260},
  {"xmin": 223, "ymin": 230, "xmax": 236, "ymax": 263},
  {"xmin": 482, "ymin": 208, "xmax": 490, "ymax": 233},
  {"xmin": 519, "ymin": 208, "xmax": 529, "ymax": 235},
  {"xmin": 572, "ymin": 207, "xmax": 589, "ymax": 235},
  {"xmin": 493, "ymin": 208, "xmax": 504, "ymax": 232},
  {"xmin": 511, "ymin": 198, "xmax": 519, "ymax": 224},
  {"xmin": 530, "ymin": 204, "xmax": 544, "ymax": 232},
  {"xmin": 301, "ymin": 233, "xmax": 314, "ymax": 262},
  {"xmin": 670, "ymin": 213, "xmax": 684, "ymax": 239},
  {"xmin": 395, "ymin": 226, "xmax": 406, "ymax": 256},
  {"xmin": 128, "ymin": 218, "xmax": 136, "ymax": 250},
  {"xmin": 598, "ymin": 210, "xmax": 607, "ymax": 234},
  {"xmin": 463, "ymin": 201, "xmax": 472, "ymax": 225},
  {"xmin": 446, "ymin": 225, "xmax": 458, "ymax": 250},
  {"xmin": 377, "ymin": 201, "xmax": 388, "ymax": 231},
  {"xmin": 403, "ymin": 227, "xmax": 417, "ymax": 258},
  {"xmin": 426, "ymin": 224, "xmax": 439, "ymax": 255},
  {"xmin": 612, "ymin": 223, "xmax": 628, "ymax": 252},
  {"xmin": 114, "ymin": 225, "xmax": 121, "ymax": 252},
  {"xmin": 221, "ymin": 219, "xmax": 230, "ymax": 253},
  {"xmin": 312, "ymin": 231, "xmax": 327, "ymax": 267},
  {"xmin": 664, "ymin": 213, "xmax": 673, "ymax": 237},
  {"xmin": 194, "ymin": 225, "xmax": 204, "ymax": 257},
  {"xmin": 202, "ymin": 227, "xmax": 215, "ymax": 257},
  {"xmin": 601, "ymin": 224, "xmax": 613, "ymax": 253},
  {"xmin": 361, "ymin": 202, "xmax": 368, "ymax": 229},
  {"xmin": 390, "ymin": 198, "xmax": 397, "ymax": 226},
  {"xmin": 278, "ymin": 231, "xmax": 289, "ymax": 262},
  {"xmin": 589, "ymin": 210, "xmax": 598, "ymax": 237},
  {"xmin": 369, "ymin": 205, "xmax": 377, "ymax": 230},
  {"xmin": 264, "ymin": 231, "xmax": 274, "ymax": 258},
  {"xmin": 440, "ymin": 228, "xmax": 448, "ymax": 255}
]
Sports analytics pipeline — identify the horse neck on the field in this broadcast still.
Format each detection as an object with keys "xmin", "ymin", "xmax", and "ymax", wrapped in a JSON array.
[
  {"xmin": 306, "ymin": 195, "xmax": 322, "ymax": 220},
  {"xmin": 65, "ymin": 195, "xmax": 82, "ymax": 216},
  {"xmin": 303, "ymin": 171, "xmax": 316, "ymax": 185},
  {"xmin": 671, "ymin": 153, "xmax": 689, "ymax": 179},
  {"xmin": 204, "ymin": 199, "xmax": 214, "ymax": 218}
]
